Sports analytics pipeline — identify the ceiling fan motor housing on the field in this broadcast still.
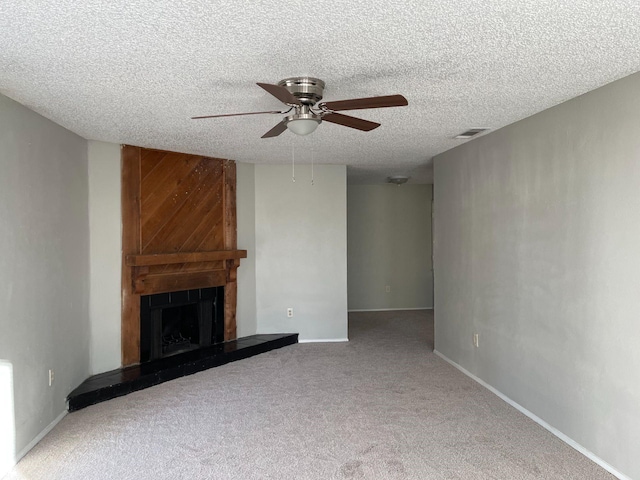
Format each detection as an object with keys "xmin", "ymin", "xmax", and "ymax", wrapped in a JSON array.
[{"xmin": 278, "ymin": 77, "xmax": 325, "ymax": 106}]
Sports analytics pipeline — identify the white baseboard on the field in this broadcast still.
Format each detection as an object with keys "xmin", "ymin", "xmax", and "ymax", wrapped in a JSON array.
[
  {"xmin": 348, "ymin": 307, "xmax": 433, "ymax": 312},
  {"xmin": 3, "ymin": 409, "xmax": 67, "ymax": 478},
  {"xmin": 433, "ymin": 350, "xmax": 630, "ymax": 480},
  {"xmin": 298, "ymin": 338, "xmax": 349, "ymax": 343}
]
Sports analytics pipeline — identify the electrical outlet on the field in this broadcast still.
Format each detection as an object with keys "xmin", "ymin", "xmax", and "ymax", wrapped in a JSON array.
[
  {"xmin": 473, "ymin": 333, "xmax": 479, "ymax": 348},
  {"xmin": 287, "ymin": 308, "xmax": 293, "ymax": 318},
  {"xmin": 385, "ymin": 285, "xmax": 391, "ymax": 293},
  {"xmin": 48, "ymin": 369, "xmax": 54, "ymax": 387}
]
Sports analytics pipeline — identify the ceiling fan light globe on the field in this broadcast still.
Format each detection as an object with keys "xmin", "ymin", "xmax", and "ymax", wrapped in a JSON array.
[{"xmin": 286, "ymin": 118, "xmax": 320, "ymax": 136}]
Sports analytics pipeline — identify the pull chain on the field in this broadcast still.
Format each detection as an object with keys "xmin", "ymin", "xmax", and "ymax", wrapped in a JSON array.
[
  {"xmin": 291, "ymin": 141, "xmax": 296, "ymax": 183},
  {"xmin": 311, "ymin": 149, "xmax": 315, "ymax": 186}
]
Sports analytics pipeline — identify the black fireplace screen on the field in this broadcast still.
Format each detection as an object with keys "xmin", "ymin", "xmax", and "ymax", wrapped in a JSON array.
[{"xmin": 140, "ymin": 287, "xmax": 224, "ymax": 363}]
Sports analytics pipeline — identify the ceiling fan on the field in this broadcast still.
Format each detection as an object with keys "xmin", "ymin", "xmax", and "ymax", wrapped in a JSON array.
[{"xmin": 192, "ymin": 77, "xmax": 408, "ymax": 138}]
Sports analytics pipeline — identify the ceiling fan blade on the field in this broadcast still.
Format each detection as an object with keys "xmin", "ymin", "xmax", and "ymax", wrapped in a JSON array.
[
  {"xmin": 257, "ymin": 83, "xmax": 302, "ymax": 106},
  {"xmin": 191, "ymin": 110, "xmax": 282, "ymax": 119},
  {"xmin": 322, "ymin": 113, "xmax": 380, "ymax": 132},
  {"xmin": 261, "ymin": 120, "xmax": 288, "ymax": 138},
  {"xmin": 321, "ymin": 94, "xmax": 408, "ymax": 112}
]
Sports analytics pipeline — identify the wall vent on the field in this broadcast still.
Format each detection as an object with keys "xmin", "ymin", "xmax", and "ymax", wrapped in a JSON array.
[{"xmin": 454, "ymin": 128, "xmax": 490, "ymax": 139}]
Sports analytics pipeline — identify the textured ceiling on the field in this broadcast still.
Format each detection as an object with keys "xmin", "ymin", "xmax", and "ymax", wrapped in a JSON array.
[{"xmin": 2, "ymin": 1, "xmax": 640, "ymax": 184}]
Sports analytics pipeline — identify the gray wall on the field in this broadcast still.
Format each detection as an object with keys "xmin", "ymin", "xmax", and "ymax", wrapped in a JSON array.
[
  {"xmin": 255, "ymin": 164, "xmax": 348, "ymax": 341},
  {"xmin": 236, "ymin": 162, "xmax": 257, "ymax": 337},
  {"xmin": 433, "ymin": 73, "xmax": 640, "ymax": 479},
  {"xmin": 347, "ymin": 184, "xmax": 433, "ymax": 311},
  {"xmin": 0, "ymin": 94, "xmax": 90, "ymax": 471},
  {"xmin": 88, "ymin": 141, "xmax": 122, "ymax": 374}
]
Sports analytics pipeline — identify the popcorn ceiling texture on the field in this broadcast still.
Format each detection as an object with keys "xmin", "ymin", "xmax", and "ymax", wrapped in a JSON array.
[{"xmin": 1, "ymin": 0, "xmax": 640, "ymax": 183}]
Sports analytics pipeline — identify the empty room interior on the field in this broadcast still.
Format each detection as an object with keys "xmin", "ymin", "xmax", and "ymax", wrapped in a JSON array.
[{"xmin": 1, "ymin": 2, "xmax": 639, "ymax": 479}]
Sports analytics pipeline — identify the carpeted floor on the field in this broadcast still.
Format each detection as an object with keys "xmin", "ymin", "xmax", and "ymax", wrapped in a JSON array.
[{"xmin": 5, "ymin": 310, "xmax": 612, "ymax": 479}]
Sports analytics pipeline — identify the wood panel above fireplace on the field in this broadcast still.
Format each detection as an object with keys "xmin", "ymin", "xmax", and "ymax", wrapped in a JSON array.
[{"xmin": 121, "ymin": 145, "xmax": 246, "ymax": 366}]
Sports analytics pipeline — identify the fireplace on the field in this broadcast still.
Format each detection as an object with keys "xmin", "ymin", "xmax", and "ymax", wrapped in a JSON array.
[
  {"xmin": 121, "ymin": 146, "xmax": 246, "ymax": 366},
  {"xmin": 139, "ymin": 287, "xmax": 224, "ymax": 363}
]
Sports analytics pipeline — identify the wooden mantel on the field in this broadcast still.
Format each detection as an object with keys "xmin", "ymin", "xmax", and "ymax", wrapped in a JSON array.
[
  {"xmin": 126, "ymin": 250, "xmax": 247, "ymax": 295},
  {"xmin": 121, "ymin": 145, "xmax": 245, "ymax": 366},
  {"xmin": 126, "ymin": 251, "xmax": 247, "ymax": 267}
]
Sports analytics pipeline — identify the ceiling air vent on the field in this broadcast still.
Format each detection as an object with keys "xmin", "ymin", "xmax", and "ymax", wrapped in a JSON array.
[{"xmin": 454, "ymin": 128, "xmax": 490, "ymax": 139}]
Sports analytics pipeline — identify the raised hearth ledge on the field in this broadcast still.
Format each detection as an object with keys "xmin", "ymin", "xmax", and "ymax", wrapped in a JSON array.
[{"xmin": 68, "ymin": 333, "xmax": 298, "ymax": 412}]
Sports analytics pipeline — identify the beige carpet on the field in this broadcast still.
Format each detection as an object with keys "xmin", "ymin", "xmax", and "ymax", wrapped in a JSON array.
[{"xmin": 5, "ymin": 310, "xmax": 612, "ymax": 479}]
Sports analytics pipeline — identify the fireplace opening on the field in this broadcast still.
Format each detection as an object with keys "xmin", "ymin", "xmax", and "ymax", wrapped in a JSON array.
[
  {"xmin": 161, "ymin": 303, "xmax": 199, "ymax": 355},
  {"xmin": 140, "ymin": 287, "xmax": 224, "ymax": 363}
]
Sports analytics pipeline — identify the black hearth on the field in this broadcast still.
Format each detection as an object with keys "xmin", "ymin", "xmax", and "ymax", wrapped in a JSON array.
[{"xmin": 140, "ymin": 287, "xmax": 224, "ymax": 363}]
